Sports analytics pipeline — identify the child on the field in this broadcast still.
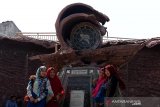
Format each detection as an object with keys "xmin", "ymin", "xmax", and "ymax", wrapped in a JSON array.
[{"xmin": 5, "ymin": 95, "xmax": 18, "ymax": 107}]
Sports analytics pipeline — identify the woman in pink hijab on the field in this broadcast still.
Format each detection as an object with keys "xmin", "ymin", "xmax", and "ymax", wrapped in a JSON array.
[{"xmin": 92, "ymin": 67, "xmax": 107, "ymax": 107}]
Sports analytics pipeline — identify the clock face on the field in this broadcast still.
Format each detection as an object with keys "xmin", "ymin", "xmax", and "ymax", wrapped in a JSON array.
[{"xmin": 70, "ymin": 22, "xmax": 102, "ymax": 50}]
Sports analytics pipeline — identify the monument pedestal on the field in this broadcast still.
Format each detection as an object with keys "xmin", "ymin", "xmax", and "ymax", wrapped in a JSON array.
[{"xmin": 60, "ymin": 67, "xmax": 98, "ymax": 107}]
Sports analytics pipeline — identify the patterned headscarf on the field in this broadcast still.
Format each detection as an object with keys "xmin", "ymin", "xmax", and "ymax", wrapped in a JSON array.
[
  {"xmin": 35, "ymin": 66, "xmax": 47, "ymax": 78},
  {"xmin": 33, "ymin": 66, "xmax": 47, "ymax": 97}
]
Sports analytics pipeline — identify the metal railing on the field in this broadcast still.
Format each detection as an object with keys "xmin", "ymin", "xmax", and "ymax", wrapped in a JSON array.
[
  {"xmin": 17, "ymin": 32, "xmax": 137, "ymax": 43},
  {"xmin": 102, "ymin": 36, "xmax": 139, "ymax": 42},
  {"xmin": 16, "ymin": 32, "xmax": 58, "ymax": 42}
]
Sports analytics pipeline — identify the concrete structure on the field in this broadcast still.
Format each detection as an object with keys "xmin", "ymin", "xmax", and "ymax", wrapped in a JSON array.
[{"xmin": 0, "ymin": 21, "xmax": 21, "ymax": 37}]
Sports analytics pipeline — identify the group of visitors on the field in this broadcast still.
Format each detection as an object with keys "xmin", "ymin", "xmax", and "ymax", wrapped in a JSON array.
[
  {"xmin": 25, "ymin": 66, "xmax": 64, "ymax": 107},
  {"xmin": 7, "ymin": 64, "xmax": 124, "ymax": 107},
  {"xmin": 92, "ymin": 64, "xmax": 125, "ymax": 107}
]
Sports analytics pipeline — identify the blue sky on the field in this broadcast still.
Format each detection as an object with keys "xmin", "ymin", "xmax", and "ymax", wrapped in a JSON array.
[{"xmin": 1, "ymin": 0, "xmax": 160, "ymax": 39}]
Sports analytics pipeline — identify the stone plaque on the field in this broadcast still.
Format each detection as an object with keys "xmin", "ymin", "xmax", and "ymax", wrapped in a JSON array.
[
  {"xmin": 71, "ymin": 69, "xmax": 88, "ymax": 75},
  {"xmin": 70, "ymin": 90, "xmax": 85, "ymax": 107}
]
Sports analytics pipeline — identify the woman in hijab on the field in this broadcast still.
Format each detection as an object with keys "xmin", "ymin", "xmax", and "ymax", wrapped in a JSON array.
[
  {"xmin": 92, "ymin": 67, "xmax": 105, "ymax": 89},
  {"xmin": 92, "ymin": 67, "xmax": 107, "ymax": 107},
  {"xmin": 46, "ymin": 67, "xmax": 64, "ymax": 107},
  {"xmin": 104, "ymin": 64, "xmax": 125, "ymax": 97},
  {"xmin": 26, "ymin": 66, "xmax": 54, "ymax": 107},
  {"xmin": 92, "ymin": 64, "xmax": 125, "ymax": 107}
]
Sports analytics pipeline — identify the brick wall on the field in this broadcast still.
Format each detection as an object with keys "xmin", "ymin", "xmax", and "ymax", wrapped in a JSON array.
[
  {"xmin": 0, "ymin": 45, "xmax": 54, "ymax": 107},
  {"xmin": 0, "ymin": 49, "xmax": 27, "ymax": 106},
  {"xmin": 120, "ymin": 45, "xmax": 160, "ymax": 97},
  {"xmin": 0, "ymin": 42, "xmax": 160, "ymax": 106}
]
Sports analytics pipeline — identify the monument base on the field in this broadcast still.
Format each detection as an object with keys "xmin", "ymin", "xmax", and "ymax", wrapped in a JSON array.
[{"xmin": 60, "ymin": 67, "xmax": 98, "ymax": 107}]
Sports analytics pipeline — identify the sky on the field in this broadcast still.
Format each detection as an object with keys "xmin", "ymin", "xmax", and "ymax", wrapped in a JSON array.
[{"xmin": 0, "ymin": 0, "xmax": 160, "ymax": 39}]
